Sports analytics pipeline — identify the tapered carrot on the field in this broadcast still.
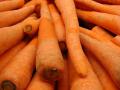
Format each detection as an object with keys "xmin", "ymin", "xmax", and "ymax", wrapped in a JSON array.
[
  {"xmin": 0, "ymin": 39, "xmax": 29, "ymax": 72},
  {"xmin": 92, "ymin": 26, "xmax": 113, "ymax": 40},
  {"xmin": 0, "ymin": 5, "xmax": 35, "ymax": 28},
  {"xmin": 111, "ymin": 35, "xmax": 120, "ymax": 46},
  {"xmin": 75, "ymin": 0, "xmax": 120, "ymax": 16},
  {"xmin": 85, "ymin": 49, "xmax": 118, "ymax": 90},
  {"xmin": 68, "ymin": 56, "xmax": 103, "ymax": 90},
  {"xmin": 55, "ymin": 0, "xmax": 88, "ymax": 77},
  {"xmin": 0, "ymin": 0, "xmax": 24, "ymax": 12},
  {"xmin": 58, "ymin": 60, "xmax": 69, "ymax": 90},
  {"xmin": 27, "ymin": 72, "xmax": 54, "ymax": 90},
  {"xmin": 94, "ymin": 0, "xmax": 120, "ymax": 4},
  {"xmin": 0, "ymin": 37, "xmax": 37, "ymax": 90},
  {"xmin": 79, "ymin": 33, "xmax": 120, "ymax": 88},
  {"xmin": 36, "ymin": 0, "xmax": 64, "ymax": 81},
  {"xmin": 0, "ymin": 16, "xmax": 39, "ymax": 55}
]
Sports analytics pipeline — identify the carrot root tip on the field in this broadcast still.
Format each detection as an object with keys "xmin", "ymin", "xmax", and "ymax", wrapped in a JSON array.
[{"xmin": 1, "ymin": 80, "xmax": 16, "ymax": 90}]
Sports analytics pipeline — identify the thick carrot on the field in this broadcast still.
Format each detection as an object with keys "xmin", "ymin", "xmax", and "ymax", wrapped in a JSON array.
[
  {"xmin": 92, "ymin": 26, "xmax": 113, "ymax": 40},
  {"xmin": 79, "ymin": 33, "xmax": 120, "ymax": 88},
  {"xmin": 27, "ymin": 72, "xmax": 54, "ymax": 90},
  {"xmin": 0, "ymin": 37, "xmax": 37, "ymax": 90},
  {"xmin": 111, "ymin": 35, "xmax": 120, "ymax": 46},
  {"xmin": 0, "ymin": 39, "xmax": 29, "ymax": 72},
  {"xmin": 0, "ymin": 5, "xmax": 35, "ymax": 28},
  {"xmin": 0, "ymin": 0, "xmax": 24, "ymax": 12},
  {"xmin": 68, "ymin": 56, "xmax": 103, "ymax": 90},
  {"xmin": 75, "ymin": 0, "xmax": 120, "ymax": 16},
  {"xmin": 0, "ymin": 16, "xmax": 39, "ymax": 55},
  {"xmin": 55, "ymin": 0, "xmax": 88, "ymax": 77},
  {"xmin": 36, "ymin": 0, "xmax": 64, "ymax": 81},
  {"xmin": 94, "ymin": 0, "xmax": 120, "ymax": 5},
  {"xmin": 58, "ymin": 60, "xmax": 69, "ymax": 90},
  {"xmin": 77, "ymin": 9, "xmax": 120, "ymax": 35},
  {"xmin": 85, "ymin": 49, "xmax": 119, "ymax": 90}
]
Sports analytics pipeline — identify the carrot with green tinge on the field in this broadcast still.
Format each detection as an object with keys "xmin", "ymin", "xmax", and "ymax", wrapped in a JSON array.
[
  {"xmin": 36, "ymin": 0, "xmax": 64, "ymax": 81},
  {"xmin": 0, "ymin": 37, "xmax": 37, "ymax": 90},
  {"xmin": 55, "ymin": 0, "xmax": 88, "ymax": 77}
]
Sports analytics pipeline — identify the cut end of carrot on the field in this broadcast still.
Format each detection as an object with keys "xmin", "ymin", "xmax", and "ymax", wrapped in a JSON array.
[
  {"xmin": 24, "ymin": 25, "xmax": 32, "ymax": 34},
  {"xmin": 1, "ymin": 80, "xmax": 16, "ymax": 90},
  {"xmin": 42, "ymin": 67, "xmax": 62, "ymax": 81}
]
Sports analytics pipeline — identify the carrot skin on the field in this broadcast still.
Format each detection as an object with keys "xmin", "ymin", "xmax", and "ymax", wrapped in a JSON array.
[{"xmin": 111, "ymin": 35, "xmax": 120, "ymax": 47}]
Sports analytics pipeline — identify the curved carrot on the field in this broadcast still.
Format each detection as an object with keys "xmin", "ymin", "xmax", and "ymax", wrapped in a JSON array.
[
  {"xmin": 0, "ymin": 16, "xmax": 39, "ymax": 55},
  {"xmin": 27, "ymin": 73, "xmax": 54, "ymax": 90},
  {"xmin": 94, "ymin": 0, "xmax": 120, "ymax": 4},
  {"xmin": 0, "ymin": 37, "xmax": 37, "ymax": 90},
  {"xmin": 111, "ymin": 35, "xmax": 120, "ymax": 47},
  {"xmin": 55, "ymin": 0, "xmax": 88, "ymax": 77},
  {"xmin": 79, "ymin": 33, "xmax": 120, "ymax": 88},
  {"xmin": 0, "ymin": 0, "xmax": 24, "ymax": 12},
  {"xmin": 0, "ymin": 5, "xmax": 35, "ymax": 28},
  {"xmin": 36, "ymin": 0, "xmax": 64, "ymax": 81},
  {"xmin": 92, "ymin": 26, "xmax": 113, "ymax": 40},
  {"xmin": 0, "ymin": 39, "xmax": 28, "ymax": 72},
  {"xmin": 85, "ymin": 50, "xmax": 119, "ymax": 90},
  {"xmin": 75, "ymin": 0, "xmax": 120, "ymax": 16},
  {"xmin": 68, "ymin": 56, "xmax": 103, "ymax": 90}
]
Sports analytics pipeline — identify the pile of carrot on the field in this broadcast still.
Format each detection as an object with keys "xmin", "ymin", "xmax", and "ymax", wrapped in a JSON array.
[{"xmin": 0, "ymin": 0, "xmax": 120, "ymax": 90}]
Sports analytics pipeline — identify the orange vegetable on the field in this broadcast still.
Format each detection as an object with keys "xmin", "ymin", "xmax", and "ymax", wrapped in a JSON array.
[
  {"xmin": 111, "ymin": 35, "xmax": 120, "ymax": 47},
  {"xmin": 94, "ymin": 0, "xmax": 120, "ymax": 4}
]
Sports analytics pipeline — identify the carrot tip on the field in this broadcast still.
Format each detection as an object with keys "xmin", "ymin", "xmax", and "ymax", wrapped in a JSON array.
[
  {"xmin": 24, "ymin": 25, "xmax": 32, "ymax": 34},
  {"xmin": 1, "ymin": 80, "xmax": 16, "ymax": 90},
  {"xmin": 42, "ymin": 68, "xmax": 61, "ymax": 81}
]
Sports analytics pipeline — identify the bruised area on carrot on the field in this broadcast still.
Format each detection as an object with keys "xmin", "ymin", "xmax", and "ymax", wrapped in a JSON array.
[
  {"xmin": 0, "ymin": 38, "xmax": 29, "ymax": 72},
  {"xmin": 0, "ymin": 5, "xmax": 35, "ymax": 28},
  {"xmin": 0, "ymin": 0, "xmax": 24, "ymax": 12},
  {"xmin": 55, "ymin": 0, "xmax": 88, "ymax": 77},
  {"xmin": 0, "ymin": 37, "xmax": 37, "ymax": 90},
  {"xmin": 79, "ymin": 33, "xmax": 120, "ymax": 88},
  {"xmin": 27, "ymin": 72, "xmax": 54, "ymax": 90},
  {"xmin": 36, "ymin": 0, "xmax": 65, "ymax": 81},
  {"xmin": 85, "ymin": 49, "xmax": 119, "ymax": 90},
  {"xmin": 111, "ymin": 35, "xmax": 120, "ymax": 47},
  {"xmin": 77, "ymin": 9, "xmax": 120, "ymax": 35},
  {"xmin": 75, "ymin": 0, "xmax": 120, "ymax": 16},
  {"xmin": 0, "ymin": 15, "xmax": 39, "ymax": 55},
  {"xmin": 68, "ymin": 55, "xmax": 103, "ymax": 90}
]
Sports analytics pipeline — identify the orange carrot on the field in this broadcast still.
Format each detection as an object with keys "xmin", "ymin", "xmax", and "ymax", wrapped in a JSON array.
[
  {"xmin": 0, "ymin": 0, "xmax": 24, "ymax": 12},
  {"xmin": 0, "ymin": 37, "xmax": 37, "ymax": 90},
  {"xmin": 0, "ymin": 16, "xmax": 39, "ymax": 55},
  {"xmin": 92, "ymin": 26, "xmax": 113, "ymax": 40},
  {"xmin": 85, "ymin": 49, "xmax": 119, "ymax": 90},
  {"xmin": 79, "ymin": 33, "xmax": 120, "ymax": 88},
  {"xmin": 0, "ymin": 39, "xmax": 29, "ymax": 72},
  {"xmin": 0, "ymin": 5, "xmax": 35, "ymax": 28},
  {"xmin": 58, "ymin": 60, "xmax": 69, "ymax": 90},
  {"xmin": 36, "ymin": 0, "xmax": 64, "ymax": 81},
  {"xmin": 27, "ymin": 72, "xmax": 54, "ymax": 90},
  {"xmin": 77, "ymin": 9, "xmax": 120, "ymax": 35},
  {"xmin": 68, "ymin": 56, "xmax": 103, "ymax": 90},
  {"xmin": 111, "ymin": 35, "xmax": 120, "ymax": 46},
  {"xmin": 55, "ymin": 0, "xmax": 88, "ymax": 77},
  {"xmin": 94, "ymin": 0, "xmax": 120, "ymax": 5},
  {"xmin": 75, "ymin": 0, "xmax": 120, "ymax": 16}
]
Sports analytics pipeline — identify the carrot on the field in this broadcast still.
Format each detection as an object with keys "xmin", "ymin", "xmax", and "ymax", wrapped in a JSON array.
[
  {"xmin": 58, "ymin": 60, "xmax": 69, "ymax": 90},
  {"xmin": 111, "ymin": 35, "xmax": 120, "ymax": 46},
  {"xmin": 77, "ymin": 9, "xmax": 120, "ymax": 35},
  {"xmin": 24, "ymin": 0, "xmax": 37, "ymax": 6},
  {"xmin": 55, "ymin": 0, "xmax": 88, "ymax": 77},
  {"xmin": 75, "ymin": 0, "xmax": 120, "ymax": 16},
  {"xmin": 68, "ymin": 56, "xmax": 103, "ymax": 90},
  {"xmin": 27, "ymin": 72, "xmax": 54, "ymax": 90},
  {"xmin": 36, "ymin": 0, "xmax": 64, "ymax": 81},
  {"xmin": 0, "ymin": 0, "xmax": 24, "ymax": 12},
  {"xmin": 0, "ymin": 5, "xmax": 35, "ymax": 28},
  {"xmin": 85, "ymin": 49, "xmax": 119, "ymax": 90},
  {"xmin": 0, "ymin": 37, "xmax": 37, "ymax": 90},
  {"xmin": 0, "ymin": 39, "xmax": 29, "ymax": 72},
  {"xmin": 92, "ymin": 26, "xmax": 113, "ymax": 40},
  {"xmin": 94, "ymin": 0, "xmax": 120, "ymax": 5},
  {"xmin": 79, "ymin": 33, "xmax": 120, "ymax": 88},
  {"xmin": 0, "ymin": 15, "xmax": 39, "ymax": 55}
]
